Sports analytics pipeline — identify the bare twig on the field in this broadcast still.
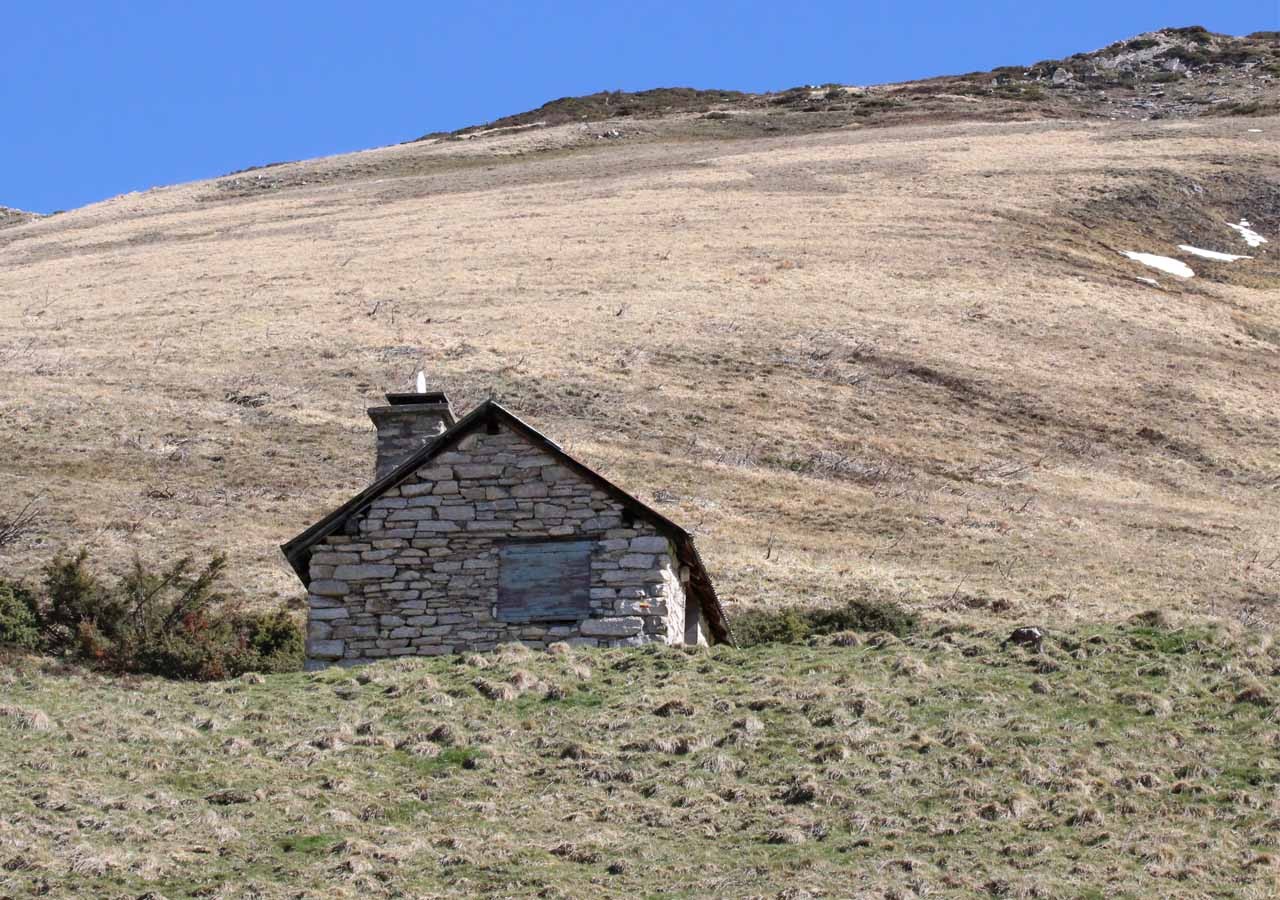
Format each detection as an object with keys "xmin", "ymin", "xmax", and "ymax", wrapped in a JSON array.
[
  {"xmin": 869, "ymin": 533, "xmax": 905, "ymax": 561},
  {"xmin": 0, "ymin": 496, "xmax": 42, "ymax": 550}
]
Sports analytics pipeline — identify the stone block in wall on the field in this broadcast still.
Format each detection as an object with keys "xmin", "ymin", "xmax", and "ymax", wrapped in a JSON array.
[
  {"xmin": 616, "ymin": 599, "xmax": 654, "ymax": 615},
  {"xmin": 437, "ymin": 505, "xmax": 476, "ymax": 521},
  {"xmin": 579, "ymin": 616, "xmax": 644, "ymax": 637},
  {"xmin": 309, "ymin": 580, "xmax": 350, "ymax": 597},
  {"xmin": 583, "ymin": 517, "xmax": 622, "ymax": 531},
  {"xmin": 333, "ymin": 564, "xmax": 396, "ymax": 581},
  {"xmin": 414, "ymin": 521, "xmax": 460, "ymax": 533},
  {"xmin": 455, "ymin": 464, "xmax": 503, "ymax": 479},
  {"xmin": 311, "ymin": 551, "xmax": 360, "ymax": 565},
  {"xmin": 466, "ymin": 520, "xmax": 508, "ymax": 532},
  {"xmin": 307, "ymin": 639, "xmax": 344, "ymax": 659},
  {"xmin": 387, "ymin": 508, "xmax": 436, "ymax": 522},
  {"xmin": 629, "ymin": 536, "xmax": 670, "ymax": 553}
]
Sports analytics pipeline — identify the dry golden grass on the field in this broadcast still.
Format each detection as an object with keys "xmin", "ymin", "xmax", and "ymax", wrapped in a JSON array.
[{"xmin": 1, "ymin": 111, "xmax": 1278, "ymax": 628}]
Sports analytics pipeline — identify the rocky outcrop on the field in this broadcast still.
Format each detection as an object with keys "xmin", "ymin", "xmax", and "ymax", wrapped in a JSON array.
[{"xmin": 0, "ymin": 207, "xmax": 40, "ymax": 229}]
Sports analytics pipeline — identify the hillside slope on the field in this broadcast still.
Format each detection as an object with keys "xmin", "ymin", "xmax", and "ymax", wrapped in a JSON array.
[
  {"xmin": 0, "ymin": 29, "xmax": 1277, "ymax": 629},
  {"xmin": 434, "ymin": 26, "xmax": 1279, "ymax": 139},
  {"xmin": 2, "ymin": 624, "xmax": 1278, "ymax": 897}
]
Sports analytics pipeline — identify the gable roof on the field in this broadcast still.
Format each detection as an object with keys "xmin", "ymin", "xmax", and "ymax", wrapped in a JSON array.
[{"xmin": 281, "ymin": 400, "xmax": 732, "ymax": 645}]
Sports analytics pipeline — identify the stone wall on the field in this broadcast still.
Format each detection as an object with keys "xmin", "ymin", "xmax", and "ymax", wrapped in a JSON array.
[{"xmin": 304, "ymin": 420, "xmax": 697, "ymax": 668}]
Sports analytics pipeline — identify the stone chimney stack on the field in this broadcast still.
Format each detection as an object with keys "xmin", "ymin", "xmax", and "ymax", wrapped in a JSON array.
[{"xmin": 367, "ymin": 389, "xmax": 456, "ymax": 480}]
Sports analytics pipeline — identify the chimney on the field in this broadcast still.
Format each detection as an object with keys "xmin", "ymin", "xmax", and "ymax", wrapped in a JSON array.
[{"xmin": 367, "ymin": 389, "xmax": 456, "ymax": 480}]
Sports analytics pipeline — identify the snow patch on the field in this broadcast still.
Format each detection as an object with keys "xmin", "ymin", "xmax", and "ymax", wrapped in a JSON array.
[
  {"xmin": 1178, "ymin": 245, "xmax": 1251, "ymax": 262},
  {"xmin": 1227, "ymin": 220, "xmax": 1267, "ymax": 248},
  {"xmin": 1122, "ymin": 251, "xmax": 1194, "ymax": 279},
  {"xmin": 1247, "ymin": 128, "xmax": 1263, "ymax": 133},
  {"xmin": 1134, "ymin": 277, "xmax": 1160, "ymax": 287}
]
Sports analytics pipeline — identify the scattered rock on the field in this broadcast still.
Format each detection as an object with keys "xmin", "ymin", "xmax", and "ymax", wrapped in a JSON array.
[
  {"xmin": 1003, "ymin": 627, "xmax": 1046, "ymax": 653},
  {"xmin": 764, "ymin": 827, "xmax": 807, "ymax": 845},
  {"xmin": 653, "ymin": 699, "xmax": 695, "ymax": 717}
]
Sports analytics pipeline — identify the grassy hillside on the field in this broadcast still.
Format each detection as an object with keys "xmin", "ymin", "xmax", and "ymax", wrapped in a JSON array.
[
  {"xmin": 2, "ymin": 107, "xmax": 1277, "ymax": 629},
  {"xmin": 2, "ymin": 621, "xmax": 1278, "ymax": 897}
]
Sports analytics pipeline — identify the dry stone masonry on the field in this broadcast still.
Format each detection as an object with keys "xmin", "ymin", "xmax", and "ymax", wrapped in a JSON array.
[{"xmin": 285, "ymin": 395, "xmax": 724, "ymax": 669}]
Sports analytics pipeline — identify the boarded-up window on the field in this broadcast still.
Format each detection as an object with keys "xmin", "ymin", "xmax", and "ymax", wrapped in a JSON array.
[{"xmin": 496, "ymin": 540, "xmax": 592, "ymax": 623}]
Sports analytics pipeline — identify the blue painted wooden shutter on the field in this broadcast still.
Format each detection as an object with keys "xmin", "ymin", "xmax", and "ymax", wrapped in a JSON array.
[{"xmin": 497, "ymin": 541, "xmax": 592, "ymax": 623}]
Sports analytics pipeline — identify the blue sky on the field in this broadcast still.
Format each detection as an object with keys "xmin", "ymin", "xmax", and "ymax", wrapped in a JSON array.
[{"xmin": 3, "ymin": 1, "xmax": 1274, "ymax": 213}]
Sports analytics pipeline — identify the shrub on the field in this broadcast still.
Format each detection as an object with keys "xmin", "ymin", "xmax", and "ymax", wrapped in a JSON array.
[
  {"xmin": 1165, "ymin": 26, "xmax": 1211, "ymax": 43},
  {"xmin": 1159, "ymin": 46, "xmax": 1209, "ymax": 67},
  {"xmin": 810, "ymin": 598, "xmax": 919, "ymax": 637},
  {"xmin": 24, "ymin": 551, "xmax": 301, "ymax": 679},
  {"xmin": 0, "ymin": 580, "xmax": 40, "ymax": 649},
  {"xmin": 732, "ymin": 607, "xmax": 812, "ymax": 646},
  {"xmin": 733, "ymin": 598, "xmax": 919, "ymax": 646}
]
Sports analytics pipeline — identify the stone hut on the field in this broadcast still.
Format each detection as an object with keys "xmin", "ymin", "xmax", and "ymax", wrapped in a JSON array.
[{"xmin": 282, "ymin": 390, "xmax": 730, "ymax": 669}]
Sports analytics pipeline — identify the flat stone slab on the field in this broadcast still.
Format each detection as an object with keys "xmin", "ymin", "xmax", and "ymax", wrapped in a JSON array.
[
  {"xmin": 332, "ymin": 564, "xmax": 397, "ymax": 581},
  {"xmin": 306, "ymin": 639, "xmax": 345, "ymax": 659},
  {"xmin": 579, "ymin": 616, "xmax": 645, "ymax": 637},
  {"xmin": 629, "ymin": 536, "xmax": 670, "ymax": 553}
]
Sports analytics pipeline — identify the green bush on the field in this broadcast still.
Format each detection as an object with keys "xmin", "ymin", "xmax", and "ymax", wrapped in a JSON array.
[
  {"xmin": 809, "ymin": 598, "xmax": 919, "ymax": 636},
  {"xmin": 21, "ymin": 551, "xmax": 302, "ymax": 680},
  {"xmin": 1166, "ymin": 26, "xmax": 1211, "ymax": 43},
  {"xmin": 732, "ymin": 607, "xmax": 812, "ymax": 646},
  {"xmin": 733, "ymin": 598, "xmax": 919, "ymax": 646},
  {"xmin": 1159, "ymin": 46, "xmax": 1209, "ymax": 67},
  {"xmin": 0, "ymin": 580, "xmax": 40, "ymax": 649}
]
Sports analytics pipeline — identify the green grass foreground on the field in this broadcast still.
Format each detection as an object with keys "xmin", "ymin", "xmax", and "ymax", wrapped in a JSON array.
[{"xmin": 1, "ymin": 623, "xmax": 1277, "ymax": 898}]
